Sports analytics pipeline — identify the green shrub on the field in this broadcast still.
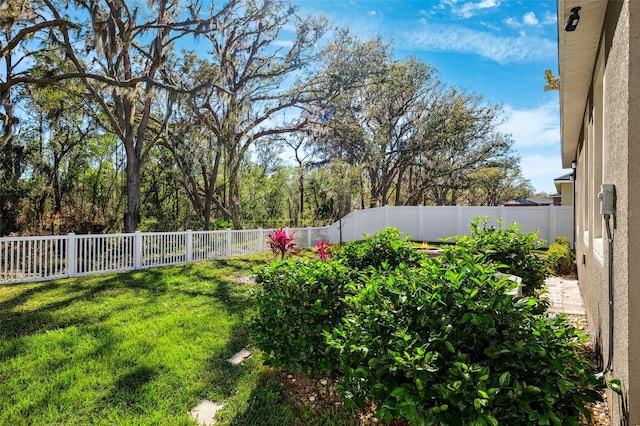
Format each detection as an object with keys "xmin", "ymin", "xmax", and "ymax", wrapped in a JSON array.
[
  {"xmin": 327, "ymin": 246, "xmax": 606, "ymax": 425},
  {"xmin": 548, "ymin": 236, "xmax": 576, "ymax": 276},
  {"xmin": 252, "ymin": 259, "xmax": 351, "ymax": 374},
  {"xmin": 454, "ymin": 217, "xmax": 550, "ymax": 296},
  {"xmin": 332, "ymin": 227, "xmax": 424, "ymax": 271}
]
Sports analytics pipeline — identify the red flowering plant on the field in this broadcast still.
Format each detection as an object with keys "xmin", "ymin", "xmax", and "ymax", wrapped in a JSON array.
[
  {"xmin": 316, "ymin": 240, "xmax": 332, "ymax": 260},
  {"xmin": 267, "ymin": 227, "xmax": 298, "ymax": 260}
]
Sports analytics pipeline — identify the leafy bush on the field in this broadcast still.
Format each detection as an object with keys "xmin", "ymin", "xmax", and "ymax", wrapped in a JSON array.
[
  {"xmin": 454, "ymin": 217, "xmax": 550, "ymax": 296},
  {"xmin": 327, "ymin": 246, "xmax": 607, "ymax": 425},
  {"xmin": 331, "ymin": 227, "xmax": 424, "ymax": 271},
  {"xmin": 548, "ymin": 236, "xmax": 576, "ymax": 276},
  {"xmin": 252, "ymin": 259, "xmax": 351, "ymax": 374}
]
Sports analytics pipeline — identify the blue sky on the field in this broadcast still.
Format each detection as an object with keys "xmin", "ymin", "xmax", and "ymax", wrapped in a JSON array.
[{"xmin": 292, "ymin": 0, "xmax": 565, "ymax": 194}]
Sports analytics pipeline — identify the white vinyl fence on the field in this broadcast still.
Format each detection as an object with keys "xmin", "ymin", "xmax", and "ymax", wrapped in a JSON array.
[
  {"xmin": 327, "ymin": 205, "xmax": 573, "ymax": 248},
  {"xmin": 0, "ymin": 227, "xmax": 330, "ymax": 284},
  {"xmin": 1, "ymin": 206, "xmax": 573, "ymax": 285}
]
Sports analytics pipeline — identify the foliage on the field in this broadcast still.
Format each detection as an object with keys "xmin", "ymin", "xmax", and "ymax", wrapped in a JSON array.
[
  {"xmin": 267, "ymin": 227, "xmax": 298, "ymax": 260},
  {"xmin": 454, "ymin": 217, "xmax": 550, "ymax": 296},
  {"xmin": 548, "ymin": 236, "xmax": 577, "ymax": 276},
  {"xmin": 327, "ymin": 246, "xmax": 607, "ymax": 425},
  {"xmin": 252, "ymin": 259, "xmax": 351, "ymax": 374},
  {"xmin": 331, "ymin": 227, "xmax": 424, "ymax": 270}
]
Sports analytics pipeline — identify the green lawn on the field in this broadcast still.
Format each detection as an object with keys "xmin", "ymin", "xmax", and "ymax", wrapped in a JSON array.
[{"xmin": 0, "ymin": 255, "xmax": 356, "ymax": 426}]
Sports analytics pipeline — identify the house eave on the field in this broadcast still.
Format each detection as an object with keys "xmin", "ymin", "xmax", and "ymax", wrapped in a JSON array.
[{"xmin": 558, "ymin": 0, "xmax": 607, "ymax": 168}]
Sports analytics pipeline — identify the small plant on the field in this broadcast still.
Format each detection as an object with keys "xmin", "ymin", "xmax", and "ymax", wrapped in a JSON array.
[
  {"xmin": 267, "ymin": 227, "xmax": 298, "ymax": 260},
  {"xmin": 454, "ymin": 217, "xmax": 550, "ymax": 296},
  {"xmin": 316, "ymin": 240, "xmax": 332, "ymax": 260},
  {"xmin": 327, "ymin": 246, "xmax": 607, "ymax": 425},
  {"xmin": 331, "ymin": 227, "xmax": 424, "ymax": 271},
  {"xmin": 252, "ymin": 259, "xmax": 351, "ymax": 374},
  {"xmin": 548, "ymin": 236, "xmax": 577, "ymax": 276}
]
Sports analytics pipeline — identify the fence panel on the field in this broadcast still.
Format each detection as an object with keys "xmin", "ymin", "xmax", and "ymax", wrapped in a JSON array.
[
  {"xmin": 231, "ymin": 229, "xmax": 263, "ymax": 256},
  {"xmin": 0, "ymin": 235, "xmax": 68, "ymax": 283},
  {"xmin": 75, "ymin": 234, "xmax": 136, "ymax": 276},
  {"xmin": 191, "ymin": 231, "xmax": 228, "ymax": 261},
  {"xmin": 420, "ymin": 206, "xmax": 459, "ymax": 242},
  {"xmin": 327, "ymin": 205, "xmax": 573, "ymax": 247},
  {"xmin": 141, "ymin": 232, "xmax": 188, "ymax": 268}
]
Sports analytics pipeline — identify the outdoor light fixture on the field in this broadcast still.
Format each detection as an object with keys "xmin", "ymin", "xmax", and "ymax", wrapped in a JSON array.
[
  {"xmin": 565, "ymin": 6, "xmax": 581, "ymax": 32},
  {"xmin": 571, "ymin": 160, "xmax": 577, "ymax": 169}
]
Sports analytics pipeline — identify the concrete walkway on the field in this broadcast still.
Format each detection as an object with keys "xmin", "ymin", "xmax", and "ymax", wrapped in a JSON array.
[{"xmin": 544, "ymin": 276, "xmax": 585, "ymax": 314}]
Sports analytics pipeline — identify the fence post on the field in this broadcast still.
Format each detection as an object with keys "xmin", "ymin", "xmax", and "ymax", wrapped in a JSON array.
[
  {"xmin": 456, "ymin": 205, "xmax": 463, "ymax": 237},
  {"xmin": 384, "ymin": 205, "xmax": 389, "ymax": 228},
  {"xmin": 417, "ymin": 206, "xmax": 423, "ymax": 242},
  {"xmin": 353, "ymin": 209, "xmax": 358, "ymax": 241},
  {"xmin": 307, "ymin": 227, "xmax": 312, "ymax": 248},
  {"xmin": 548, "ymin": 206, "xmax": 555, "ymax": 245},
  {"xmin": 258, "ymin": 228, "xmax": 264, "ymax": 253},
  {"xmin": 186, "ymin": 229, "xmax": 193, "ymax": 262},
  {"xmin": 226, "ymin": 229, "xmax": 232, "ymax": 257},
  {"xmin": 134, "ymin": 231, "xmax": 142, "ymax": 269},
  {"xmin": 67, "ymin": 232, "xmax": 77, "ymax": 277}
]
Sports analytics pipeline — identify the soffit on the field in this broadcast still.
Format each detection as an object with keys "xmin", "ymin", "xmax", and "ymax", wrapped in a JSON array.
[{"xmin": 558, "ymin": 0, "xmax": 607, "ymax": 168}]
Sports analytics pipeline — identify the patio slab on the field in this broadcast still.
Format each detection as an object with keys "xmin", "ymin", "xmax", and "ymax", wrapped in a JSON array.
[
  {"xmin": 545, "ymin": 276, "xmax": 585, "ymax": 314},
  {"xmin": 189, "ymin": 400, "xmax": 224, "ymax": 426}
]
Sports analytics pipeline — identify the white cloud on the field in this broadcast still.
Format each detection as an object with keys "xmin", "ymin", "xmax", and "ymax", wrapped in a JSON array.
[
  {"xmin": 273, "ymin": 39, "xmax": 295, "ymax": 48},
  {"xmin": 504, "ymin": 16, "xmax": 518, "ymax": 27},
  {"xmin": 405, "ymin": 24, "xmax": 556, "ymax": 64},
  {"xmin": 456, "ymin": 0, "xmax": 500, "ymax": 19},
  {"xmin": 506, "ymin": 11, "xmax": 555, "ymax": 28},
  {"xmin": 523, "ymin": 11, "xmax": 539, "ymax": 26},
  {"xmin": 520, "ymin": 155, "xmax": 566, "ymax": 194},
  {"xmin": 368, "ymin": 10, "xmax": 378, "ymax": 16},
  {"xmin": 542, "ymin": 11, "xmax": 557, "ymax": 25},
  {"xmin": 498, "ymin": 101, "xmax": 560, "ymax": 148}
]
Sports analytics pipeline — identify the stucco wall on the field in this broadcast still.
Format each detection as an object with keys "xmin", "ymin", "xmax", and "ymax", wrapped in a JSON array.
[
  {"xmin": 626, "ymin": 0, "xmax": 640, "ymax": 423},
  {"xmin": 559, "ymin": 182, "xmax": 574, "ymax": 206},
  {"xmin": 575, "ymin": 1, "xmax": 640, "ymax": 423}
]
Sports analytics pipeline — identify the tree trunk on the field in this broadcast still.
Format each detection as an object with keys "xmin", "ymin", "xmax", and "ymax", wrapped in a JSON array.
[{"xmin": 124, "ymin": 155, "xmax": 141, "ymax": 233}]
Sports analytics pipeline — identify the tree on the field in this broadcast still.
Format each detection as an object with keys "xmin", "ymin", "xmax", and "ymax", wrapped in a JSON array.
[
  {"xmin": 462, "ymin": 165, "xmax": 534, "ymax": 206},
  {"xmin": 37, "ymin": 0, "xmax": 224, "ymax": 232},
  {"xmin": 180, "ymin": 0, "xmax": 327, "ymax": 228},
  {"xmin": 401, "ymin": 89, "xmax": 516, "ymax": 206},
  {"xmin": 0, "ymin": 0, "xmax": 81, "ymax": 234}
]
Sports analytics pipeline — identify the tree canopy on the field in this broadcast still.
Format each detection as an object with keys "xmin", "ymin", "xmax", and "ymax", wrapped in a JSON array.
[{"xmin": 0, "ymin": 0, "xmax": 534, "ymax": 235}]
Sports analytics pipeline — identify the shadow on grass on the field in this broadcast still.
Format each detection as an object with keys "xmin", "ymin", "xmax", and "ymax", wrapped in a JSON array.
[
  {"xmin": 0, "ymin": 270, "xmax": 170, "ymax": 341},
  {"xmin": 106, "ymin": 365, "xmax": 159, "ymax": 406}
]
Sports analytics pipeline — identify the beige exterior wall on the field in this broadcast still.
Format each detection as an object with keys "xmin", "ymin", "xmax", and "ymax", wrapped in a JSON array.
[
  {"xmin": 570, "ymin": 1, "xmax": 640, "ymax": 423},
  {"xmin": 559, "ymin": 182, "xmax": 574, "ymax": 206}
]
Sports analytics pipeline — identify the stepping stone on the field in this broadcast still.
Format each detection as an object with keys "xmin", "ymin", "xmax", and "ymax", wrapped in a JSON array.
[
  {"xmin": 189, "ymin": 399, "xmax": 224, "ymax": 426},
  {"xmin": 228, "ymin": 348, "xmax": 251, "ymax": 365}
]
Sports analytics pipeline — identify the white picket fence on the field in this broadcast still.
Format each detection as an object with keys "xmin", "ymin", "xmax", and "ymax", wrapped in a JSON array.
[
  {"xmin": 1, "ymin": 205, "xmax": 573, "ymax": 285},
  {"xmin": 0, "ymin": 227, "xmax": 330, "ymax": 284},
  {"xmin": 327, "ymin": 205, "xmax": 574, "ymax": 248}
]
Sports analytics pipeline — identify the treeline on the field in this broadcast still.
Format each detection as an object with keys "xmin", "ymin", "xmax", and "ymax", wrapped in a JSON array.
[{"xmin": 1, "ymin": 0, "xmax": 532, "ymax": 236}]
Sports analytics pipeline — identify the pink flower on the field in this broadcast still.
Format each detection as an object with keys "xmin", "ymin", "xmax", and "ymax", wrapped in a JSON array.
[
  {"xmin": 316, "ymin": 240, "xmax": 332, "ymax": 260},
  {"xmin": 268, "ymin": 228, "xmax": 297, "ymax": 259}
]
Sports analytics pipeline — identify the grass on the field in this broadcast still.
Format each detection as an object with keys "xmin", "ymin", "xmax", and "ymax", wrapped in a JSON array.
[{"xmin": 0, "ymin": 254, "xmax": 352, "ymax": 426}]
